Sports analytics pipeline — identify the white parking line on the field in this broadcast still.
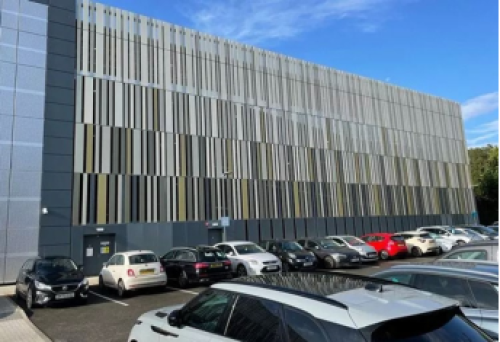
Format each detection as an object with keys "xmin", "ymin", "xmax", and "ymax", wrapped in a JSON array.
[
  {"xmin": 165, "ymin": 287, "xmax": 200, "ymax": 296},
  {"xmin": 89, "ymin": 291, "xmax": 129, "ymax": 307}
]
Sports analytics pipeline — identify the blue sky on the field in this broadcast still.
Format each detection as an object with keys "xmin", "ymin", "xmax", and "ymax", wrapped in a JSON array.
[{"xmin": 99, "ymin": 0, "xmax": 498, "ymax": 148}]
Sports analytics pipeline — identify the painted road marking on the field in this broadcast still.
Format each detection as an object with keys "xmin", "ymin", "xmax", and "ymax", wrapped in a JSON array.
[
  {"xmin": 89, "ymin": 291, "xmax": 129, "ymax": 307},
  {"xmin": 165, "ymin": 287, "xmax": 200, "ymax": 296}
]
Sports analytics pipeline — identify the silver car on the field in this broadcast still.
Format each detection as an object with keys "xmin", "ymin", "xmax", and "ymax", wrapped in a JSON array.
[
  {"xmin": 325, "ymin": 235, "xmax": 379, "ymax": 262},
  {"xmin": 374, "ymin": 263, "xmax": 498, "ymax": 339}
]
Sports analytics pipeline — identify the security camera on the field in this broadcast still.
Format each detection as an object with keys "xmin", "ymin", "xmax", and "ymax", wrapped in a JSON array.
[{"xmin": 41, "ymin": 207, "xmax": 49, "ymax": 215}]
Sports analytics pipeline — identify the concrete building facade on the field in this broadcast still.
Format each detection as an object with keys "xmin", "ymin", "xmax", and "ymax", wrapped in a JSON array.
[{"xmin": 0, "ymin": 0, "xmax": 475, "ymax": 281}]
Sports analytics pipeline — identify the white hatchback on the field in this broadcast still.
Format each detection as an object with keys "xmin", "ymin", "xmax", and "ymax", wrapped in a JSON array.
[{"xmin": 99, "ymin": 251, "xmax": 167, "ymax": 297}]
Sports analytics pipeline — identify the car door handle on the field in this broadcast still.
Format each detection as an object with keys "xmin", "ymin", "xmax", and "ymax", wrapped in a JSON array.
[{"xmin": 151, "ymin": 325, "xmax": 178, "ymax": 337}]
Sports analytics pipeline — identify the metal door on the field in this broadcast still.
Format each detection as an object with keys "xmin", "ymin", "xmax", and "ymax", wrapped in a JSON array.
[
  {"xmin": 208, "ymin": 229, "xmax": 223, "ymax": 245},
  {"xmin": 83, "ymin": 234, "xmax": 116, "ymax": 276}
]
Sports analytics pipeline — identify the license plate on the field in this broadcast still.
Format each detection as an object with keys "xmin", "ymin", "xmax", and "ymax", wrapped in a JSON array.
[
  {"xmin": 140, "ymin": 269, "xmax": 155, "ymax": 275},
  {"xmin": 55, "ymin": 293, "xmax": 74, "ymax": 300},
  {"xmin": 267, "ymin": 265, "xmax": 278, "ymax": 270},
  {"xmin": 351, "ymin": 258, "xmax": 359, "ymax": 262},
  {"xmin": 210, "ymin": 263, "xmax": 222, "ymax": 268},
  {"xmin": 303, "ymin": 262, "xmax": 313, "ymax": 267}
]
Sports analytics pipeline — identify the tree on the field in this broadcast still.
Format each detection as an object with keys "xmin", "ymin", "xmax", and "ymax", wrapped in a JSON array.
[{"xmin": 468, "ymin": 145, "xmax": 498, "ymax": 224}]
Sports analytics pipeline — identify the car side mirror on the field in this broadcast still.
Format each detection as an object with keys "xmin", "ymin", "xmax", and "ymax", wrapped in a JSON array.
[
  {"xmin": 168, "ymin": 310, "xmax": 182, "ymax": 328},
  {"xmin": 78, "ymin": 265, "xmax": 84, "ymax": 271}
]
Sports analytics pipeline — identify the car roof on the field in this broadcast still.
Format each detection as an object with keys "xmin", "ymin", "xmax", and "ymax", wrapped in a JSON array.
[
  {"xmin": 397, "ymin": 231, "xmax": 426, "ymax": 235},
  {"xmin": 452, "ymin": 240, "xmax": 497, "ymax": 247},
  {"xmin": 117, "ymin": 250, "xmax": 156, "ymax": 256},
  {"xmin": 218, "ymin": 241, "xmax": 256, "ymax": 246},
  {"xmin": 382, "ymin": 263, "xmax": 498, "ymax": 282},
  {"xmin": 362, "ymin": 233, "xmax": 393, "ymax": 237},
  {"xmin": 170, "ymin": 246, "xmax": 219, "ymax": 252},
  {"xmin": 213, "ymin": 273, "xmax": 458, "ymax": 329}
]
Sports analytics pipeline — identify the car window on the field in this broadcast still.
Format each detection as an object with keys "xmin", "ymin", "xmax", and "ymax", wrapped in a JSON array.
[
  {"xmin": 378, "ymin": 273, "xmax": 413, "ymax": 285},
  {"xmin": 269, "ymin": 242, "xmax": 280, "ymax": 252},
  {"xmin": 176, "ymin": 251, "xmax": 196, "ymax": 262},
  {"xmin": 128, "ymin": 253, "xmax": 158, "ymax": 264},
  {"xmin": 468, "ymin": 281, "xmax": 498, "ymax": 310},
  {"xmin": 234, "ymin": 244, "xmax": 265, "ymax": 255},
  {"xmin": 361, "ymin": 236, "xmax": 372, "ymax": 242},
  {"xmin": 284, "ymin": 306, "xmax": 328, "ymax": 342},
  {"xmin": 306, "ymin": 241, "xmax": 318, "ymax": 248},
  {"xmin": 116, "ymin": 255, "xmax": 125, "ymax": 265},
  {"xmin": 199, "ymin": 250, "xmax": 227, "ymax": 262},
  {"xmin": 216, "ymin": 245, "xmax": 230, "ymax": 254},
  {"xmin": 162, "ymin": 251, "xmax": 177, "ymax": 260},
  {"xmin": 297, "ymin": 240, "xmax": 306, "ymax": 246},
  {"xmin": 331, "ymin": 238, "xmax": 346, "ymax": 246},
  {"xmin": 259, "ymin": 242, "xmax": 268, "ymax": 249},
  {"xmin": 415, "ymin": 274, "xmax": 475, "ymax": 308},
  {"xmin": 390, "ymin": 235, "xmax": 405, "ymax": 242},
  {"xmin": 22, "ymin": 259, "xmax": 34, "ymax": 271},
  {"xmin": 107, "ymin": 255, "xmax": 119, "ymax": 265},
  {"xmin": 181, "ymin": 289, "xmax": 234, "ymax": 335},
  {"xmin": 445, "ymin": 250, "xmax": 488, "ymax": 260},
  {"xmin": 225, "ymin": 295, "xmax": 283, "ymax": 342}
]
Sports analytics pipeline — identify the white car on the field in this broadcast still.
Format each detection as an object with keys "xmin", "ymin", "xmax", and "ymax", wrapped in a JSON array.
[
  {"xmin": 396, "ymin": 231, "xmax": 440, "ymax": 257},
  {"xmin": 454, "ymin": 228, "xmax": 487, "ymax": 241},
  {"xmin": 215, "ymin": 241, "xmax": 281, "ymax": 276},
  {"xmin": 427, "ymin": 232, "xmax": 455, "ymax": 253},
  {"xmin": 99, "ymin": 250, "xmax": 167, "ymax": 297},
  {"xmin": 127, "ymin": 273, "xmax": 489, "ymax": 342},
  {"xmin": 417, "ymin": 226, "xmax": 472, "ymax": 246},
  {"xmin": 325, "ymin": 235, "xmax": 379, "ymax": 262}
]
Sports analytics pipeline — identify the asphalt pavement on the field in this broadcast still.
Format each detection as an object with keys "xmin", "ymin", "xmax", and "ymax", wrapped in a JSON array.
[{"xmin": 11, "ymin": 256, "xmax": 436, "ymax": 342}]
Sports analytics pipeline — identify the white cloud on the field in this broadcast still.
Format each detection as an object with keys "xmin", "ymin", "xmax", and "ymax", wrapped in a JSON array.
[
  {"xmin": 180, "ymin": 0, "xmax": 411, "ymax": 44},
  {"xmin": 462, "ymin": 92, "xmax": 499, "ymax": 120},
  {"xmin": 467, "ymin": 120, "xmax": 498, "ymax": 135},
  {"xmin": 467, "ymin": 132, "xmax": 498, "ymax": 148}
]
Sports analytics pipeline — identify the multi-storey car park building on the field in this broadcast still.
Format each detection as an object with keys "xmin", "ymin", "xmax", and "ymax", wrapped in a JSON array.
[{"xmin": 0, "ymin": 0, "xmax": 476, "ymax": 281}]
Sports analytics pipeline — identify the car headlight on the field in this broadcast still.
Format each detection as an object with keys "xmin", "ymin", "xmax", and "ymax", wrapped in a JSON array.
[
  {"xmin": 80, "ymin": 278, "xmax": 89, "ymax": 288},
  {"xmin": 248, "ymin": 259, "xmax": 259, "ymax": 265},
  {"xmin": 331, "ymin": 253, "xmax": 347, "ymax": 260},
  {"xmin": 289, "ymin": 253, "xmax": 297, "ymax": 259},
  {"xmin": 34, "ymin": 280, "xmax": 51, "ymax": 291}
]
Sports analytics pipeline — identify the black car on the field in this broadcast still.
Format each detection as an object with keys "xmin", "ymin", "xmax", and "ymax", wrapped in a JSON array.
[
  {"xmin": 15, "ymin": 256, "xmax": 89, "ymax": 309},
  {"xmin": 160, "ymin": 246, "xmax": 232, "ymax": 288},
  {"xmin": 259, "ymin": 240, "xmax": 317, "ymax": 272},
  {"xmin": 297, "ymin": 238, "xmax": 361, "ymax": 269},
  {"xmin": 464, "ymin": 226, "xmax": 498, "ymax": 240}
]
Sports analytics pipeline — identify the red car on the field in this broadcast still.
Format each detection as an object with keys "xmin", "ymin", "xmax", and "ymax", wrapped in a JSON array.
[{"xmin": 360, "ymin": 233, "xmax": 408, "ymax": 260}]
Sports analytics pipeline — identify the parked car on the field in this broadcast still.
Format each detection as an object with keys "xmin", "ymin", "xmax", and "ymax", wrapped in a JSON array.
[
  {"xmin": 15, "ymin": 256, "xmax": 89, "ymax": 309},
  {"xmin": 455, "ymin": 228, "xmax": 489, "ymax": 241},
  {"xmin": 325, "ymin": 235, "xmax": 379, "ymax": 262},
  {"xmin": 396, "ymin": 231, "xmax": 440, "ymax": 257},
  {"xmin": 214, "ymin": 241, "xmax": 281, "ymax": 277},
  {"xmin": 259, "ymin": 239, "xmax": 317, "ymax": 272},
  {"xmin": 360, "ymin": 233, "xmax": 408, "ymax": 260},
  {"xmin": 128, "ymin": 272, "xmax": 492, "ymax": 342},
  {"xmin": 438, "ymin": 241, "xmax": 499, "ymax": 262},
  {"xmin": 296, "ymin": 238, "xmax": 361, "ymax": 269},
  {"xmin": 417, "ymin": 226, "xmax": 472, "ymax": 245},
  {"xmin": 99, "ymin": 250, "xmax": 167, "ymax": 296},
  {"xmin": 373, "ymin": 263, "xmax": 499, "ymax": 339},
  {"xmin": 488, "ymin": 226, "xmax": 498, "ymax": 233},
  {"xmin": 427, "ymin": 232, "xmax": 456, "ymax": 253},
  {"xmin": 160, "ymin": 246, "xmax": 231, "ymax": 288},
  {"xmin": 463, "ymin": 226, "xmax": 498, "ymax": 240}
]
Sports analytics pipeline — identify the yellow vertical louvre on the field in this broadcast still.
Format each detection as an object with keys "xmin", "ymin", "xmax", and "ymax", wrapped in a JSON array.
[{"xmin": 97, "ymin": 174, "xmax": 107, "ymax": 224}]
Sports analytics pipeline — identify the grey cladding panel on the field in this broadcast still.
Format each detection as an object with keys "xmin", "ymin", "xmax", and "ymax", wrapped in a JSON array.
[
  {"xmin": 47, "ymin": 22, "xmax": 76, "ymax": 42},
  {"xmin": 45, "ymin": 103, "xmax": 75, "ymax": 122},
  {"xmin": 247, "ymin": 220, "xmax": 259, "ymax": 243},
  {"xmin": 260, "ymin": 220, "xmax": 271, "ymax": 240},
  {"xmin": 42, "ymin": 155, "xmax": 73, "ymax": 172},
  {"xmin": 271, "ymin": 219, "xmax": 283, "ymax": 239},
  {"xmin": 283, "ymin": 219, "xmax": 295, "ymax": 239},
  {"xmin": 316, "ymin": 218, "xmax": 326, "ymax": 237},
  {"xmin": 46, "ymin": 69, "xmax": 74, "ymax": 89},
  {"xmin": 39, "ymin": 226, "xmax": 70, "ymax": 245},
  {"xmin": 295, "ymin": 219, "xmax": 305, "ymax": 238},
  {"xmin": 43, "ymin": 136, "xmax": 73, "ymax": 155},
  {"xmin": 40, "ymin": 189, "xmax": 72, "ymax": 207},
  {"xmin": 40, "ymin": 207, "xmax": 71, "ymax": 227},
  {"xmin": 48, "ymin": 6, "xmax": 75, "ymax": 26}
]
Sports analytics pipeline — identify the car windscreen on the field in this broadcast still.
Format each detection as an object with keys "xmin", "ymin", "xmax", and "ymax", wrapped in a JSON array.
[
  {"xmin": 199, "ymin": 250, "xmax": 228, "ymax": 262},
  {"xmin": 234, "ymin": 244, "xmax": 265, "ymax": 255},
  {"xmin": 35, "ymin": 258, "xmax": 77, "ymax": 273},
  {"xmin": 128, "ymin": 253, "xmax": 158, "ymax": 265},
  {"xmin": 369, "ymin": 308, "xmax": 492, "ymax": 341},
  {"xmin": 390, "ymin": 235, "xmax": 405, "ymax": 241},
  {"xmin": 282, "ymin": 241, "xmax": 303, "ymax": 251},
  {"xmin": 319, "ymin": 240, "xmax": 341, "ymax": 249},
  {"xmin": 419, "ymin": 233, "xmax": 432, "ymax": 239},
  {"xmin": 341, "ymin": 236, "xmax": 366, "ymax": 246}
]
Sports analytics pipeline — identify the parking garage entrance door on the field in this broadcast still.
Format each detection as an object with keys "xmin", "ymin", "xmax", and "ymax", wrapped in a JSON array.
[{"xmin": 83, "ymin": 234, "xmax": 116, "ymax": 276}]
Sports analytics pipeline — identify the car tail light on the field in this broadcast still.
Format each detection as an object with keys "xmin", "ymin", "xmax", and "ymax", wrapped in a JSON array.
[
  {"xmin": 195, "ymin": 262, "xmax": 209, "ymax": 269},
  {"xmin": 223, "ymin": 260, "xmax": 231, "ymax": 266},
  {"xmin": 127, "ymin": 269, "xmax": 135, "ymax": 277},
  {"xmin": 160, "ymin": 266, "xmax": 165, "ymax": 273}
]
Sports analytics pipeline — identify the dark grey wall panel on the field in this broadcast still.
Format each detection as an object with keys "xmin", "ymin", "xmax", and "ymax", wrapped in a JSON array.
[
  {"xmin": 39, "ymin": 226, "xmax": 70, "ymax": 246},
  {"xmin": 415, "ymin": 216, "xmax": 423, "ymax": 228},
  {"xmin": 361, "ymin": 217, "xmax": 371, "ymax": 235},
  {"xmin": 378, "ymin": 216, "xmax": 387, "ymax": 232},
  {"xmin": 354, "ymin": 217, "xmax": 362, "ymax": 236},
  {"xmin": 260, "ymin": 219, "xmax": 272, "ymax": 240},
  {"xmin": 46, "ymin": 69, "xmax": 74, "ymax": 89},
  {"xmin": 336, "ymin": 218, "xmax": 346, "ymax": 235},
  {"xmin": 386, "ymin": 217, "xmax": 395, "ymax": 233},
  {"xmin": 271, "ymin": 219, "xmax": 283, "ymax": 239},
  {"xmin": 39, "ymin": 244, "xmax": 70, "ymax": 258},
  {"xmin": 42, "ymin": 172, "xmax": 72, "ymax": 190},
  {"xmin": 47, "ymin": 37, "xmax": 75, "ymax": 57},
  {"xmin": 344, "ymin": 217, "xmax": 354, "ymax": 235},
  {"xmin": 283, "ymin": 218, "xmax": 295, "ymax": 239},
  {"xmin": 46, "ymin": 87, "xmax": 75, "ymax": 106},
  {"xmin": 305, "ymin": 218, "xmax": 317, "ymax": 238},
  {"xmin": 127, "ymin": 223, "xmax": 144, "ymax": 251},
  {"xmin": 230, "ymin": 220, "xmax": 246, "ymax": 241},
  {"xmin": 295, "ymin": 219, "xmax": 305, "ymax": 238},
  {"xmin": 42, "ymin": 155, "xmax": 73, "ymax": 172},
  {"xmin": 394, "ymin": 216, "xmax": 403, "ymax": 232},
  {"xmin": 48, "ymin": 6, "xmax": 75, "ymax": 26},
  {"xmin": 172, "ymin": 223, "xmax": 188, "ymax": 247},
  {"xmin": 326, "ymin": 218, "xmax": 336, "ymax": 236},
  {"xmin": 50, "ymin": 0, "xmax": 75, "ymax": 11},
  {"xmin": 46, "ymin": 54, "xmax": 75, "ymax": 73},
  {"xmin": 316, "ymin": 218, "xmax": 326, "ymax": 237},
  {"xmin": 45, "ymin": 103, "xmax": 74, "ymax": 122},
  {"xmin": 41, "ymin": 190, "xmax": 71, "ymax": 207},
  {"xmin": 157, "ymin": 223, "xmax": 173, "ymax": 253},
  {"xmin": 43, "ymin": 137, "xmax": 73, "ymax": 155},
  {"xmin": 40, "ymin": 207, "xmax": 71, "ymax": 227},
  {"xmin": 369, "ymin": 217, "xmax": 379, "ymax": 234},
  {"xmin": 247, "ymin": 220, "xmax": 259, "ymax": 243}
]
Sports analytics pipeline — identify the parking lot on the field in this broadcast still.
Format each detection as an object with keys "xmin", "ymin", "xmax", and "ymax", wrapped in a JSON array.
[{"xmin": 9, "ymin": 256, "xmax": 436, "ymax": 342}]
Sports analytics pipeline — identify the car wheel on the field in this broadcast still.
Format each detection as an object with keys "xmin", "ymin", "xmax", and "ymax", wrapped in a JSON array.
[
  {"xmin": 14, "ymin": 284, "xmax": 21, "ymax": 300},
  {"xmin": 411, "ymin": 247, "xmax": 423, "ymax": 257},
  {"xmin": 26, "ymin": 285, "xmax": 35, "ymax": 310},
  {"xmin": 379, "ymin": 250, "xmax": 389, "ymax": 260},
  {"xmin": 324, "ymin": 256, "xmax": 337, "ymax": 269},
  {"xmin": 237, "ymin": 265, "xmax": 248, "ymax": 277},
  {"xmin": 436, "ymin": 247, "xmax": 443, "ymax": 255},
  {"xmin": 178, "ymin": 271, "xmax": 189, "ymax": 289},
  {"xmin": 457, "ymin": 240, "xmax": 466, "ymax": 246},
  {"xmin": 98, "ymin": 275, "xmax": 106, "ymax": 292},
  {"xmin": 117, "ymin": 280, "xmax": 127, "ymax": 298},
  {"xmin": 282, "ymin": 262, "xmax": 290, "ymax": 273}
]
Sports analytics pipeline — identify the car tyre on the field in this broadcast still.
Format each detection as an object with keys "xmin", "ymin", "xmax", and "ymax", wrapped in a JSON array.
[
  {"xmin": 117, "ymin": 279, "xmax": 127, "ymax": 298},
  {"xmin": 178, "ymin": 271, "xmax": 189, "ymax": 289},
  {"xmin": 14, "ymin": 284, "xmax": 21, "ymax": 300},
  {"xmin": 26, "ymin": 285, "xmax": 35, "ymax": 310},
  {"xmin": 98, "ymin": 275, "xmax": 106, "ymax": 292},
  {"xmin": 436, "ymin": 247, "xmax": 443, "ymax": 255},
  {"xmin": 237, "ymin": 265, "xmax": 248, "ymax": 277},
  {"xmin": 379, "ymin": 250, "xmax": 389, "ymax": 260},
  {"xmin": 324, "ymin": 256, "xmax": 337, "ymax": 269},
  {"xmin": 282, "ymin": 262, "xmax": 290, "ymax": 273},
  {"xmin": 411, "ymin": 247, "xmax": 423, "ymax": 257},
  {"xmin": 457, "ymin": 240, "xmax": 466, "ymax": 246}
]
